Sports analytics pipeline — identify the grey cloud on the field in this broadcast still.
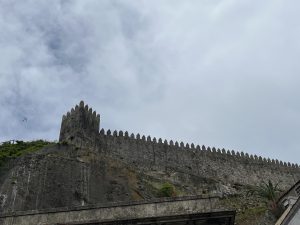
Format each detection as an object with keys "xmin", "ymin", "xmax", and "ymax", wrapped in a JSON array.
[{"xmin": 0, "ymin": 0, "xmax": 300, "ymax": 164}]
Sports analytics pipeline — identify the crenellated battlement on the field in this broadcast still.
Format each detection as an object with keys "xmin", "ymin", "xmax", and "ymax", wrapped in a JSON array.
[
  {"xmin": 59, "ymin": 101, "xmax": 100, "ymax": 145},
  {"xmin": 98, "ymin": 128, "xmax": 299, "ymax": 169},
  {"xmin": 59, "ymin": 102, "xmax": 300, "ymax": 188},
  {"xmin": 61, "ymin": 101, "xmax": 100, "ymax": 126}
]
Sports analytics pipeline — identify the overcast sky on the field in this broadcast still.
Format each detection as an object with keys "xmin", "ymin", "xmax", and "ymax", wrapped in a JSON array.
[{"xmin": 0, "ymin": 0, "xmax": 300, "ymax": 163}]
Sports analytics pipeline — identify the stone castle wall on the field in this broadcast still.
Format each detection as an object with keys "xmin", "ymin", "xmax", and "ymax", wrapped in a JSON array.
[
  {"xmin": 60, "ymin": 102, "xmax": 300, "ymax": 189},
  {"xmin": 96, "ymin": 130, "xmax": 300, "ymax": 189}
]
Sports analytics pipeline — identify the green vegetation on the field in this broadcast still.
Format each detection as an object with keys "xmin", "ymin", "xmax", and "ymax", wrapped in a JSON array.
[
  {"xmin": 247, "ymin": 180, "xmax": 282, "ymax": 218},
  {"xmin": 220, "ymin": 193, "xmax": 269, "ymax": 225},
  {"xmin": 249, "ymin": 180, "xmax": 281, "ymax": 202},
  {"xmin": 0, "ymin": 140, "xmax": 54, "ymax": 167},
  {"xmin": 236, "ymin": 206, "xmax": 268, "ymax": 225},
  {"xmin": 248, "ymin": 180, "xmax": 281, "ymax": 210},
  {"xmin": 157, "ymin": 182, "xmax": 177, "ymax": 197}
]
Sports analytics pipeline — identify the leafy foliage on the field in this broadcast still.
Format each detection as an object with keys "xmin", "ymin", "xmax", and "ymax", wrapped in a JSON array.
[
  {"xmin": 247, "ymin": 180, "xmax": 282, "ymax": 216},
  {"xmin": 259, "ymin": 181, "xmax": 280, "ymax": 201},
  {"xmin": 0, "ymin": 140, "xmax": 54, "ymax": 167},
  {"xmin": 248, "ymin": 180, "xmax": 281, "ymax": 202},
  {"xmin": 157, "ymin": 182, "xmax": 177, "ymax": 197}
]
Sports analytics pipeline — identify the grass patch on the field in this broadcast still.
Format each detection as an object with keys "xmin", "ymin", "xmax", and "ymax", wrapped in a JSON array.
[
  {"xmin": 157, "ymin": 182, "xmax": 177, "ymax": 197},
  {"xmin": 0, "ymin": 140, "xmax": 55, "ymax": 167}
]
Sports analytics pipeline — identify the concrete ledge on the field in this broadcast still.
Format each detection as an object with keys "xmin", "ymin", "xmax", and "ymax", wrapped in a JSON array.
[{"xmin": 0, "ymin": 195, "xmax": 233, "ymax": 225}]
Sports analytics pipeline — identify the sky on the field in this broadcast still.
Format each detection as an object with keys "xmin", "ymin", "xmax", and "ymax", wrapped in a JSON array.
[{"xmin": 0, "ymin": 0, "xmax": 300, "ymax": 164}]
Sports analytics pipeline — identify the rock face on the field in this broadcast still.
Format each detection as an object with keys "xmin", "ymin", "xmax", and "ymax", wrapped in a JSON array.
[
  {"xmin": 0, "ymin": 101, "xmax": 299, "ymax": 223},
  {"xmin": 0, "ymin": 144, "xmax": 144, "ymax": 212}
]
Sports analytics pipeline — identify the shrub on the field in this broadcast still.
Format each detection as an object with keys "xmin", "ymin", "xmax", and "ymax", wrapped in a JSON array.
[
  {"xmin": 157, "ymin": 182, "xmax": 176, "ymax": 197},
  {"xmin": 247, "ymin": 180, "xmax": 282, "ymax": 217}
]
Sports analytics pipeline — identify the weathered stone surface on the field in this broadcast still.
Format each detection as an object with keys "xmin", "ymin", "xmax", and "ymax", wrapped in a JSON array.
[
  {"xmin": 0, "ymin": 145, "xmax": 142, "ymax": 213},
  {"xmin": 0, "ymin": 196, "xmax": 232, "ymax": 225}
]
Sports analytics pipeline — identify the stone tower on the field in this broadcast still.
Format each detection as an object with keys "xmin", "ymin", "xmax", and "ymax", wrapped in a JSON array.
[{"xmin": 59, "ymin": 101, "xmax": 100, "ymax": 147}]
